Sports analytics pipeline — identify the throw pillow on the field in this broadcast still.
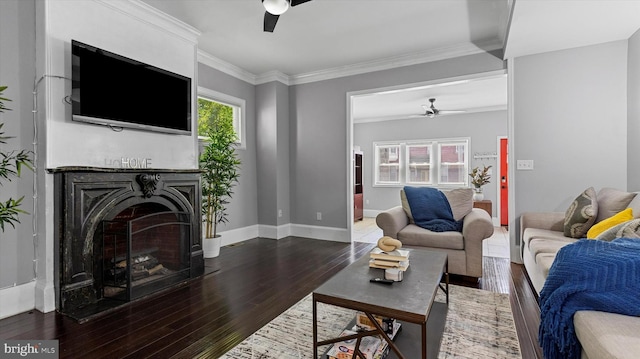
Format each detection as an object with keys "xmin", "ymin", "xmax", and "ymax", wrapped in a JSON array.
[
  {"xmin": 400, "ymin": 189, "xmax": 414, "ymax": 224},
  {"xmin": 564, "ymin": 187, "xmax": 598, "ymax": 238},
  {"xmin": 587, "ymin": 208, "xmax": 633, "ymax": 239},
  {"xmin": 595, "ymin": 188, "xmax": 636, "ymax": 223},
  {"xmin": 626, "ymin": 193, "xmax": 640, "ymax": 218},
  {"xmin": 596, "ymin": 218, "xmax": 640, "ymax": 241},
  {"xmin": 442, "ymin": 188, "xmax": 473, "ymax": 221}
]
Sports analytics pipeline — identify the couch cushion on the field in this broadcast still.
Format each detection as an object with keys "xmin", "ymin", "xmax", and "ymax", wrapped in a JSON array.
[
  {"xmin": 587, "ymin": 208, "xmax": 634, "ymax": 239},
  {"xmin": 564, "ymin": 187, "xmax": 598, "ymax": 238},
  {"xmin": 442, "ymin": 188, "xmax": 473, "ymax": 221},
  {"xmin": 596, "ymin": 218, "xmax": 640, "ymax": 241},
  {"xmin": 535, "ymin": 252, "xmax": 557, "ymax": 279},
  {"xmin": 522, "ymin": 228, "xmax": 572, "ymax": 248},
  {"xmin": 529, "ymin": 238, "xmax": 575, "ymax": 260},
  {"xmin": 596, "ymin": 188, "xmax": 636, "ymax": 223},
  {"xmin": 575, "ymin": 310, "xmax": 640, "ymax": 359},
  {"xmin": 397, "ymin": 224, "xmax": 464, "ymax": 250},
  {"xmin": 626, "ymin": 193, "xmax": 640, "ymax": 219},
  {"xmin": 400, "ymin": 189, "xmax": 414, "ymax": 224}
]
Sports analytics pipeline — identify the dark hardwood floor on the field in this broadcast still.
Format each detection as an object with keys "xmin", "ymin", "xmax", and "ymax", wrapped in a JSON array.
[{"xmin": 0, "ymin": 237, "xmax": 542, "ymax": 358}]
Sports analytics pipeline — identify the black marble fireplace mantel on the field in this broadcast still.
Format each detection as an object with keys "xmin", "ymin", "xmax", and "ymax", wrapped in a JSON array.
[{"xmin": 52, "ymin": 167, "xmax": 203, "ymax": 321}]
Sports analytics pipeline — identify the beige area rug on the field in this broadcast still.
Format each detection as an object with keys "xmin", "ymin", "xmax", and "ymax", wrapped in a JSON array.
[{"xmin": 220, "ymin": 285, "xmax": 521, "ymax": 359}]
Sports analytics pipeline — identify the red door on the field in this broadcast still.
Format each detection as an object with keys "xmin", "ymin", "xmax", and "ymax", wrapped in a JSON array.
[{"xmin": 500, "ymin": 138, "xmax": 509, "ymax": 226}]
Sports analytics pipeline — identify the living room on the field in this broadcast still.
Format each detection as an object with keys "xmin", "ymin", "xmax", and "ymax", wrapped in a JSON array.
[{"xmin": 2, "ymin": 0, "xmax": 640, "ymax": 358}]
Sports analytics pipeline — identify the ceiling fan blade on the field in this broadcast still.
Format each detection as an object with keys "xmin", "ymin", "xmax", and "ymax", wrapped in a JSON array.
[
  {"xmin": 264, "ymin": 11, "xmax": 279, "ymax": 32},
  {"xmin": 438, "ymin": 110, "xmax": 466, "ymax": 114},
  {"xmin": 290, "ymin": 0, "xmax": 312, "ymax": 6}
]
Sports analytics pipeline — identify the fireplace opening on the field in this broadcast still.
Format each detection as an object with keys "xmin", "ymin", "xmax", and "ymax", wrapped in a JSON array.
[{"xmin": 99, "ymin": 202, "xmax": 191, "ymax": 302}]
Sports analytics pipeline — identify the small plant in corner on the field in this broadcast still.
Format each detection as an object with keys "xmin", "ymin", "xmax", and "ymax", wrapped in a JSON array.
[
  {"xmin": 0, "ymin": 86, "xmax": 33, "ymax": 232},
  {"xmin": 199, "ymin": 104, "xmax": 241, "ymax": 239},
  {"xmin": 469, "ymin": 165, "xmax": 491, "ymax": 189}
]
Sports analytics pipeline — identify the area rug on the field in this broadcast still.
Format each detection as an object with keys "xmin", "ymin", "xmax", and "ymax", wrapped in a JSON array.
[{"xmin": 220, "ymin": 285, "xmax": 521, "ymax": 359}]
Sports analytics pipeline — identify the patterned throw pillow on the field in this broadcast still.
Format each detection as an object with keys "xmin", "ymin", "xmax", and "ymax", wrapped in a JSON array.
[
  {"xmin": 587, "ymin": 208, "xmax": 633, "ymax": 239},
  {"xmin": 564, "ymin": 187, "xmax": 598, "ymax": 238},
  {"xmin": 596, "ymin": 218, "xmax": 640, "ymax": 241}
]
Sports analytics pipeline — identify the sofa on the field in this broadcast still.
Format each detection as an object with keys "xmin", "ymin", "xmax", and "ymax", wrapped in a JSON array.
[
  {"xmin": 376, "ymin": 188, "xmax": 494, "ymax": 278},
  {"xmin": 520, "ymin": 187, "xmax": 640, "ymax": 359}
]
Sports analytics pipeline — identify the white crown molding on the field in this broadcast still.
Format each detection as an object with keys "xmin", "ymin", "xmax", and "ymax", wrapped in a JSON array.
[
  {"xmin": 197, "ymin": 39, "xmax": 503, "ymax": 86},
  {"xmin": 289, "ymin": 39, "xmax": 504, "ymax": 85},
  {"xmin": 255, "ymin": 71, "xmax": 290, "ymax": 85},
  {"xmin": 95, "ymin": 0, "xmax": 201, "ymax": 44},
  {"xmin": 198, "ymin": 50, "xmax": 257, "ymax": 85}
]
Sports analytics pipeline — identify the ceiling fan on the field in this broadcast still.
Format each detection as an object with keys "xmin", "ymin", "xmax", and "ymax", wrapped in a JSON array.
[
  {"xmin": 263, "ymin": 0, "xmax": 313, "ymax": 32},
  {"xmin": 415, "ymin": 98, "xmax": 466, "ymax": 118}
]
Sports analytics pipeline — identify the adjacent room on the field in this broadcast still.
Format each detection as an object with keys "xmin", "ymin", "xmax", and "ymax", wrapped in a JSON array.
[{"xmin": 1, "ymin": 1, "xmax": 640, "ymax": 358}]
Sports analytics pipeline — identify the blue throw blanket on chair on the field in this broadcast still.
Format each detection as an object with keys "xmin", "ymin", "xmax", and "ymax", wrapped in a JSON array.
[
  {"xmin": 403, "ymin": 186, "xmax": 462, "ymax": 232},
  {"xmin": 539, "ymin": 237, "xmax": 640, "ymax": 359}
]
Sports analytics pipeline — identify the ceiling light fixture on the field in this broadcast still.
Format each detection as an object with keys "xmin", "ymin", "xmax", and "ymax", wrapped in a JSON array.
[{"xmin": 263, "ymin": 0, "xmax": 290, "ymax": 15}]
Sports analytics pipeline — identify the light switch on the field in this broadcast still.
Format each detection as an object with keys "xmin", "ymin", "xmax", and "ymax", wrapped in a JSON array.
[{"xmin": 517, "ymin": 160, "xmax": 534, "ymax": 170}]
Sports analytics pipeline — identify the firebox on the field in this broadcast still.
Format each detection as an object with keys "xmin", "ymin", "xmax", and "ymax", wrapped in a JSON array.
[{"xmin": 52, "ymin": 167, "xmax": 203, "ymax": 321}]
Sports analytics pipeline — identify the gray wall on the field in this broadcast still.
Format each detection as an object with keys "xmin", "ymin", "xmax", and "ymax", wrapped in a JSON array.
[
  {"xmin": 629, "ymin": 29, "xmax": 640, "ymax": 191},
  {"xmin": 276, "ymin": 82, "xmax": 291, "ymax": 226},
  {"xmin": 198, "ymin": 63, "xmax": 259, "ymax": 230},
  {"xmin": 0, "ymin": 0, "xmax": 36, "ymax": 288},
  {"xmin": 355, "ymin": 110, "xmax": 507, "ymax": 215},
  {"xmin": 290, "ymin": 52, "xmax": 505, "ymax": 228},
  {"xmin": 512, "ymin": 40, "xmax": 628, "ymax": 247}
]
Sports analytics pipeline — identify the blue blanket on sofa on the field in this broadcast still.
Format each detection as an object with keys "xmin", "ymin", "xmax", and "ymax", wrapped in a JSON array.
[
  {"xmin": 403, "ymin": 186, "xmax": 462, "ymax": 232},
  {"xmin": 539, "ymin": 237, "xmax": 640, "ymax": 359}
]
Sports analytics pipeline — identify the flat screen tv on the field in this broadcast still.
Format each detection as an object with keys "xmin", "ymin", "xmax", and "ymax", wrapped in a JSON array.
[{"xmin": 71, "ymin": 40, "xmax": 192, "ymax": 135}]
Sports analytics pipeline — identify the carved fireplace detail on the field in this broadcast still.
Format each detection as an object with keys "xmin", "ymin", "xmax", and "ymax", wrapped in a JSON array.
[{"xmin": 53, "ymin": 167, "xmax": 203, "ymax": 321}]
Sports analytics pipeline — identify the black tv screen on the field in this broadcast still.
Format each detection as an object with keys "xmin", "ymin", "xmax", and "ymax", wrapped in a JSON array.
[{"xmin": 71, "ymin": 40, "xmax": 192, "ymax": 135}]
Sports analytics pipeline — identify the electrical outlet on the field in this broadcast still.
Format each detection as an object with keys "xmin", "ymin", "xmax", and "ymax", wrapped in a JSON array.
[
  {"xmin": 365, "ymin": 199, "xmax": 370, "ymax": 205},
  {"xmin": 516, "ymin": 160, "xmax": 534, "ymax": 170},
  {"xmin": 278, "ymin": 209, "xmax": 283, "ymax": 218},
  {"xmin": 316, "ymin": 212, "xmax": 322, "ymax": 221}
]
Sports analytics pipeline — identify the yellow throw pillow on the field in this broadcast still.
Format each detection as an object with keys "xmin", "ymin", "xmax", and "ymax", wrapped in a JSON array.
[{"xmin": 587, "ymin": 208, "xmax": 634, "ymax": 239}]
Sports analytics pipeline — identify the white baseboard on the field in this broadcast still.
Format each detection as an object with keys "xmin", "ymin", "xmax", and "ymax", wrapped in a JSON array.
[
  {"xmin": 0, "ymin": 281, "xmax": 36, "ymax": 320},
  {"xmin": 257, "ymin": 224, "xmax": 292, "ymax": 239},
  {"xmin": 290, "ymin": 224, "xmax": 350, "ymax": 243},
  {"xmin": 217, "ymin": 225, "xmax": 259, "ymax": 246}
]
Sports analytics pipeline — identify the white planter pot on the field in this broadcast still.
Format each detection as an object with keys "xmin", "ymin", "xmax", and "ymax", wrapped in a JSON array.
[
  {"xmin": 473, "ymin": 188, "xmax": 484, "ymax": 201},
  {"xmin": 203, "ymin": 235, "xmax": 222, "ymax": 258}
]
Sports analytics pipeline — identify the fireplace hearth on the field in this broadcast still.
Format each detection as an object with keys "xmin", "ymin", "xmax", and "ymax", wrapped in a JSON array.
[{"xmin": 53, "ymin": 167, "xmax": 203, "ymax": 322}]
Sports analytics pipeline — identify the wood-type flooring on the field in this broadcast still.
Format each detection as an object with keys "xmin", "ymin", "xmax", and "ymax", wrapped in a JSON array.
[{"xmin": 0, "ymin": 236, "xmax": 542, "ymax": 358}]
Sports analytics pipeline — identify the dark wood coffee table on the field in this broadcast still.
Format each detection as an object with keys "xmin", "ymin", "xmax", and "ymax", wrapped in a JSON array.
[{"xmin": 312, "ymin": 248, "xmax": 448, "ymax": 359}]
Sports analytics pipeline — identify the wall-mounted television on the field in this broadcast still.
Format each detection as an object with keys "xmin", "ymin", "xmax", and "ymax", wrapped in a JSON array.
[{"xmin": 71, "ymin": 40, "xmax": 192, "ymax": 135}]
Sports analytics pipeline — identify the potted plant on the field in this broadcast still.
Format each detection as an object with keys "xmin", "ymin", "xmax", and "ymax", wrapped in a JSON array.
[
  {"xmin": 199, "ymin": 101, "xmax": 241, "ymax": 258},
  {"xmin": 469, "ymin": 165, "xmax": 491, "ymax": 201},
  {"xmin": 0, "ymin": 86, "xmax": 33, "ymax": 232}
]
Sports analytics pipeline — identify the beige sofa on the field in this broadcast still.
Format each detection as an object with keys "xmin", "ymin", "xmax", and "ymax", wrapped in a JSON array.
[
  {"xmin": 520, "ymin": 187, "xmax": 640, "ymax": 359},
  {"xmin": 376, "ymin": 188, "xmax": 494, "ymax": 278}
]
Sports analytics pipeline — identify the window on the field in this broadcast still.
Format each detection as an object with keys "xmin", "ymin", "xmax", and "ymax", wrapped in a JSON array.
[
  {"xmin": 197, "ymin": 87, "xmax": 245, "ymax": 148},
  {"xmin": 375, "ymin": 144, "xmax": 400, "ymax": 184},
  {"xmin": 374, "ymin": 138, "xmax": 469, "ymax": 187}
]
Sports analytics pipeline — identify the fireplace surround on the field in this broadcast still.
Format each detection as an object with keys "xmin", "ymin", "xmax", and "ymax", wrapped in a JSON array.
[{"xmin": 52, "ymin": 167, "xmax": 203, "ymax": 321}]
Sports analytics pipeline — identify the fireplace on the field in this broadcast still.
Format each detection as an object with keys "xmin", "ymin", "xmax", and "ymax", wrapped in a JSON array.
[{"xmin": 53, "ymin": 167, "xmax": 203, "ymax": 321}]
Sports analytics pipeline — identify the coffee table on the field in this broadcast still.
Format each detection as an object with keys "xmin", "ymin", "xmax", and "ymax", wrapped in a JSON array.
[{"xmin": 312, "ymin": 248, "xmax": 448, "ymax": 359}]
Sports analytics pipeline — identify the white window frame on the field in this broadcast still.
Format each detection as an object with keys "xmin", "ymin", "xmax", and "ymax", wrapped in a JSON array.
[
  {"xmin": 373, "ymin": 137, "xmax": 470, "ymax": 188},
  {"xmin": 374, "ymin": 143, "xmax": 401, "ymax": 185},
  {"xmin": 197, "ymin": 86, "xmax": 246, "ymax": 149}
]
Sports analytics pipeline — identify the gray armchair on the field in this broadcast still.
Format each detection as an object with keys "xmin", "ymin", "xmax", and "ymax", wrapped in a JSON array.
[{"xmin": 376, "ymin": 197, "xmax": 494, "ymax": 278}]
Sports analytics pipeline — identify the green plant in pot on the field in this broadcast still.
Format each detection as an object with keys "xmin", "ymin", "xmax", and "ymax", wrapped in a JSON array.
[
  {"xmin": 199, "ymin": 100, "xmax": 241, "ymax": 258},
  {"xmin": 0, "ymin": 86, "xmax": 33, "ymax": 232},
  {"xmin": 469, "ymin": 165, "xmax": 491, "ymax": 201}
]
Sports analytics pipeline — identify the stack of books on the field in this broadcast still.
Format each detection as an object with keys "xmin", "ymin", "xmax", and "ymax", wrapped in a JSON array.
[
  {"xmin": 325, "ymin": 313, "xmax": 401, "ymax": 359},
  {"xmin": 368, "ymin": 247, "xmax": 410, "ymax": 271}
]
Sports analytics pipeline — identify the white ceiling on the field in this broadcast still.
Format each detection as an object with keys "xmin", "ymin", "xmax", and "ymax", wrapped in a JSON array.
[{"xmin": 140, "ymin": 0, "xmax": 640, "ymax": 120}]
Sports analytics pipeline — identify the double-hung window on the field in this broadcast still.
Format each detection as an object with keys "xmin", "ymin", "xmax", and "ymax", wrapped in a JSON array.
[
  {"xmin": 197, "ymin": 87, "xmax": 245, "ymax": 148},
  {"xmin": 374, "ymin": 138, "xmax": 469, "ymax": 187}
]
